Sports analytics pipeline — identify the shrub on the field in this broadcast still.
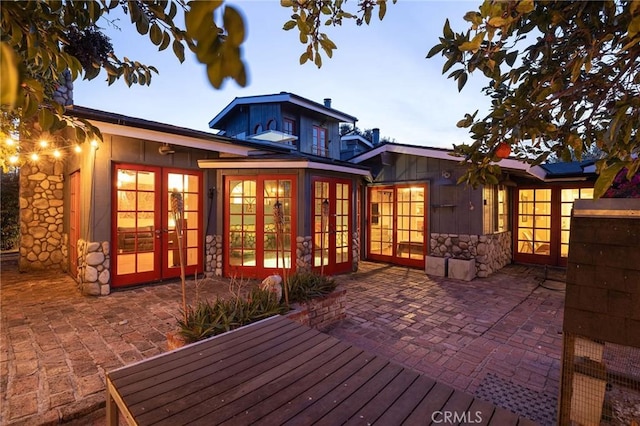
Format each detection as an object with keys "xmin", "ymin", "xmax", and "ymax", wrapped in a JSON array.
[
  {"xmin": 176, "ymin": 287, "xmax": 287, "ymax": 343},
  {"xmin": 1, "ymin": 171, "xmax": 19, "ymax": 251},
  {"xmin": 286, "ymin": 271, "xmax": 337, "ymax": 303}
]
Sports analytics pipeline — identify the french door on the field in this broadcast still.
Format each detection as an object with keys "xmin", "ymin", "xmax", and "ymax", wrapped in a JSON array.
[
  {"xmin": 224, "ymin": 175, "xmax": 297, "ymax": 278},
  {"xmin": 514, "ymin": 186, "xmax": 593, "ymax": 266},
  {"xmin": 368, "ymin": 184, "xmax": 427, "ymax": 268},
  {"xmin": 112, "ymin": 164, "xmax": 203, "ymax": 287},
  {"xmin": 312, "ymin": 177, "xmax": 352, "ymax": 275}
]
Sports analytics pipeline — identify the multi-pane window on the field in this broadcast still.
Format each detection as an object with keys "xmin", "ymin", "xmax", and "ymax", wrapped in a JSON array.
[
  {"xmin": 517, "ymin": 189, "xmax": 552, "ymax": 255},
  {"xmin": 483, "ymin": 185, "xmax": 509, "ymax": 234},
  {"xmin": 283, "ymin": 118, "xmax": 295, "ymax": 136},
  {"xmin": 312, "ymin": 126, "xmax": 328, "ymax": 157},
  {"xmin": 560, "ymin": 188, "xmax": 593, "ymax": 257}
]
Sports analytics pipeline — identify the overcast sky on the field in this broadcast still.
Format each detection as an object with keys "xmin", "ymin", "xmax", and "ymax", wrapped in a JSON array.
[{"xmin": 74, "ymin": 1, "xmax": 489, "ymax": 149}]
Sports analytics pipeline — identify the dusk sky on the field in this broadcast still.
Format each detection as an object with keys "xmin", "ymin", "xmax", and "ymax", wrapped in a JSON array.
[{"xmin": 74, "ymin": 1, "xmax": 489, "ymax": 149}]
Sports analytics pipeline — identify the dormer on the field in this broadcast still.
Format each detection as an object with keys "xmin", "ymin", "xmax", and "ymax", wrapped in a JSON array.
[{"xmin": 208, "ymin": 92, "xmax": 358, "ymax": 160}]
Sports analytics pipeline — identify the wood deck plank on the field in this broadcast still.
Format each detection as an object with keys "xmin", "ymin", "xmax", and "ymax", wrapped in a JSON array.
[
  {"xmin": 133, "ymin": 328, "xmax": 323, "ymax": 424},
  {"xmin": 114, "ymin": 317, "xmax": 302, "ymax": 392},
  {"xmin": 313, "ymin": 363, "xmax": 404, "ymax": 426},
  {"xmin": 153, "ymin": 333, "xmax": 341, "ymax": 426},
  {"xmin": 105, "ymin": 317, "xmax": 536, "ymax": 426},
  {"xmin": 244, "ymin": 350, "xmax": 377, "ymax": 425},
  {"xmin": 344, "ymin": 369, "xmax": 421, "ymax": 426},
  {"xmin": 219, "ymin": 345, "xmax": 365, "ymax": 426},
  {"xmin": 487, "ymin": 406, "xmax": 520, "ymax": 425},
  {"xmin": 281, "ymin": 356, "xmax": 391, "ymax": 425},
  {"xmin": 108, "ymin": 315, "xmax": 291, "ymax": 382},
  {"xmin": 192, "ymin": 339, "xmax": 351, "ymax": 425},
  {"xmin": 401, "ymin": 381, "xmax": 453, "ymax": 426},
  {"xmin": 424, "ymin": 387, "xmax": 475, "ymax": 426},
  {"xmin": 460, "ymin": 398, "xmax": 498, "ymax": 426},
  {"xmin": 374, "ymin": 374, "xmax": 439, "ymax": 425}
]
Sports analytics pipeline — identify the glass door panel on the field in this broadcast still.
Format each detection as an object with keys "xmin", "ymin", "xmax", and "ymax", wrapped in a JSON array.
[
  {"xmin": 225, "ymin": 175, "xmax": 297, "ymax": 277},
  {"xmin": 396, "ymin": 187, "xmax": 426, "ymax": 260},
  {"xmin": 313, "ymin": 181, "xmax": 329, "ymax": 268},
  {"xmin": 114, "ymin": 167, "xmax": 160, "ymax": 284},
  {"xmin": 264, "ymin": 179, "xmax": 293, "ymax": 269},
  {"xmin": 517, "ymin": 189, "xmax": 551, "ymax": 255},
  {"xmin": 165, "ymin": 172, "xmax": 202, "ymax": 276},
  {"xmin": 369, "ymin": 187, "xmax": 394, "ymax": 256},
  {"xmin": 560, "ymin": 188, "xmax": 593, "ymax": 257},
  {"xmin": 368, "ymin": 184, "xmax": 427, "ymax": 268}
]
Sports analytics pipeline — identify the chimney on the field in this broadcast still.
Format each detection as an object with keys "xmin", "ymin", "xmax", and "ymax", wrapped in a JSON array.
[
  {"xmin": 372, "ymin": 128, "xmax": 380, "ymax": 145},
  {"xmin": 323, "ymin": 98, "xmax": 332, "ymax": 108}
]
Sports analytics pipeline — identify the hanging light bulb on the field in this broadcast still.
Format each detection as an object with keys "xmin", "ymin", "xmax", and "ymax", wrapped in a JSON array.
[
  {"xmin": 30, "ymin": 153, "xmax": 39, "ymax": 161},
  {"xmin": 6, "ymin": 137, "xmax": 16, "ymax": 146},
  {"xmin": 39, "ymin": 139, "xmax": 49, "ymax": 148},
  {"xmin": 9, "ymin": 155, "xmax": 19, "ymax": 164},
  {"xmin": 74, "ymin": 144, "xmax": 82, "ymax": 153},
  {"xmin": 53, "ymin": 149, "xmax": 61, "ymax": 159}
]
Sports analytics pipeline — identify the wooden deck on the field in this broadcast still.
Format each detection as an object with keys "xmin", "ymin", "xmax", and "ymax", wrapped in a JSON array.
[{"xmin": 106, "ymin": 316, "xmax": 537, "ymax": 425}]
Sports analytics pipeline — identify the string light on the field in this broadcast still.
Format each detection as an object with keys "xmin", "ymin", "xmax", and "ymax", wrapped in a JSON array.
[
  {"xmin": 74, "ymin": 144, "xmax": 82, "ymax": 153},
  {"xmin": 53, "ymin": 149, "xmax": 61, "ymax": 158},
  {"xmin": 30, "ymin": 152, "xmax": 39, "ymax": 161},
  {"xmin": 6, "ymin": 137, "xmax": 16, "ymax": 146},
  {"xmin": 39, "ymin": 139, "xmax": 49, "ymax": 148},
  {"xmin": 9, "ymin": 155, "xmax": 19, "ymax": 164}
]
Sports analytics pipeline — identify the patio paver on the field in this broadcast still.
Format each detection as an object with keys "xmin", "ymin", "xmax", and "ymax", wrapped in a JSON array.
[{"xmin": 1, "ymin": 255, "xmax": 564, "ymax": 425}]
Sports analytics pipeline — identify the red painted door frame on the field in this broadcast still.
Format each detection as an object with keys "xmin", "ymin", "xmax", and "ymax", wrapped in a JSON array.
[
  {"xmin": 311, "ymin": 177, "xmax": 352, "ymax": 275},
  {"xmin": 111, "ymin": 164, "xmax": 203, "ymax": 287}
]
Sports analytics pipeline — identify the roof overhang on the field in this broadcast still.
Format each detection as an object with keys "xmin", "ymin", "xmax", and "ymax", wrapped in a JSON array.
[
  {"xmin": 198, "ymin": 159, "xmax": 372, "ymax": 178},
  {"xmin": 350, "ymin": 143, "xmax": 594, "ymax": 182},
  {"xmin": 209, "ymin": 92, "xmax": 358, "ymax": 129},
  {"xmin": 89, "ymin": 121, "xmax": 253, "ymax": 156}
]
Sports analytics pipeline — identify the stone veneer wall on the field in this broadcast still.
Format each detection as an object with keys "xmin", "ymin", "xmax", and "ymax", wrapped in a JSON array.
[
  {"xmin": 429, "ymin": 231, "xmax": 511, "ymax": 277},
  {"xmin": 19, "ymin": 161, "xmax": 67, "ymax": 271},
  {"xmin": 77, "ymin": 240, "xmax": 110, "ymax": 296},
  {"xmin": 295, "ymin": 236, "xmax": 313, "ymax": 271},
  {"xmin": 205, "ymin": 235, "xmax": 223, "ymax": 277}
]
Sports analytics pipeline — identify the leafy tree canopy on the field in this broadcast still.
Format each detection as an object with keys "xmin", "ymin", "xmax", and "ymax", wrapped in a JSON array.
[
  {"xmin": 427, "ymin": 0, "xmax": 639, "ymax": 197},
  {"xmin": 0, "ymin": 0, "xmax": 390, "ymax": 171}
]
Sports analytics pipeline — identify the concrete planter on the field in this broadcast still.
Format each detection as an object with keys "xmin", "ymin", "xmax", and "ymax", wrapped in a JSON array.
[
  {"xmin": 448, "ymin": 258, "xmax": 477, "ymax": 281},
  {"xmin": 425, "ymin": 255, "xmax": 446, "ymax": 277}
]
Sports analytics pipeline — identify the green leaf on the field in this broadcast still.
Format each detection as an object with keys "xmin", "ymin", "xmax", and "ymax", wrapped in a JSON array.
[
  {"xmin": 516, "ymin": 0, "xmax": 535, "ymax": 14},
  {"xmin": 0, "ymin": 43, "xmax": 19, "ymax": 107},
  {"xmin": 594, "ymin": 162, "xmax": 625, "ymax": 199},
  {"xmin": 283, "ymin": 20, "xmax": 297, "ymax": 31},
  {"xmin": 457, "ymin": 72, "xmax": 468, "ymax": 92},
  {"xmin": 150, "ymin": 23, "xmax": 163, "ymax": 45},
  {"xmin": 443, "ymin": 19, "xmax": 453, "ymax": 39},
  {"xmin": 172, "ymin": 39, "xmax": 185, "ymax": 63},
  {"xmin": 159, "ymin": 31, "xmax": 171, "ymax": 51},
  {"xmin": 426, "ymin": 43, "xmax": 444, "ymax": 58},
  {"xmin": 223, "ymin": 5, "xmax": 245, "ymax": 46}
]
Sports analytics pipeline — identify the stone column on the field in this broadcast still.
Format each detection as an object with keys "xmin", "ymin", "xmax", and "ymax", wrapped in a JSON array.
[
  {"xmin": 19, "ymin": 161, "xmax": 67, "ymax": 271},
  {"xmin": 295, "ymin": 236, "xmax": 313, "ymax": 271}
]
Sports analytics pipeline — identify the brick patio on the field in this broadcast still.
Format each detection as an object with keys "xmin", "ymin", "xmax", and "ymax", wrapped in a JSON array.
[{"xmin": 0, "ymin": 255, "xmax": 564, "ymax": 425}]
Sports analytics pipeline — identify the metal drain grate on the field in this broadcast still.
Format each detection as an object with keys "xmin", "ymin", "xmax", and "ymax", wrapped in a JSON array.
[{"xmin": 475, "ymin": 373, "xmax": 557, "ymax": 426}]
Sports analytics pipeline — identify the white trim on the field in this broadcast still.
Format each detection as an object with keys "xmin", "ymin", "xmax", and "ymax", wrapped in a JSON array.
[
  {"xmin": 197, "ymin": 159, "xmax": 372, "ymax": 178},
  {"xmin": 90, "ymin": 121, "xmax": 252, "ymax": 156}
]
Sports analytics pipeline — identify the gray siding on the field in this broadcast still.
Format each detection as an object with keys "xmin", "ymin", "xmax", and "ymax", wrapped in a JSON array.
[{"xmin": 373, "ymin": 153, "xmax": 484, "ymax": 235}]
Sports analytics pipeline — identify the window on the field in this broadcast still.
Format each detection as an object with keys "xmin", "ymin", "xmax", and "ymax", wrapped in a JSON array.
[
  {"xmin": 254, "ymin": 124, "xmax": 263, "ymax": 134},
  {"xmin": 283, "ymin": 118, "xmax": 295, "ymax": 135},
  {"xmin": 560, "ymin": 187, "xmax": 593, "ymax": 257},
  {"xmin": 484, "ymin": 185, "xmax": 508, "ymax": 234},
  {"xmin": 267, "ymin": 119, "xmax": 276, "ymax": 131},
  {"xmin": 312, "ymin": 126, "xmax": 328, "ymax": 157}
]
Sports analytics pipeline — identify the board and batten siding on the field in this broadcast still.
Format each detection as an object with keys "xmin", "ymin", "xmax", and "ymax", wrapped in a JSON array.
[{"xmin": 373, "ymin": 153, "xmax": 484, "ymax": 236}]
